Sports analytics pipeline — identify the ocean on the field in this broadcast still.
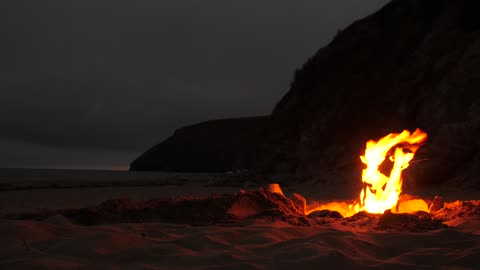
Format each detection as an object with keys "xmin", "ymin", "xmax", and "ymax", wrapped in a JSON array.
[{"xmin": 0, "ymin": 168, "xmax": 215, "ymax": 190}]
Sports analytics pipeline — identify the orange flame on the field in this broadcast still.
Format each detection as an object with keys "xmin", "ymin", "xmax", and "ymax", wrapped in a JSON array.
[
  {"xmin": 268, "ymin": 129, "xmax": 428, "ymax": 218},
  {"xmin": 298, "ymin": 129, "xmax": 428, "ymax": 218},
  {"xmin": 352, "ymin": 129, "xmax": 427, "ymax": 214}
]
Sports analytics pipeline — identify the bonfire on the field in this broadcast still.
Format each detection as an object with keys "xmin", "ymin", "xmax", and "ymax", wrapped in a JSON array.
[
  {"xmin": 11, "ymin": 128, "xmax": 472, "ymax": 231},
  {"xmin": 5, "ymin": 129, "xmax": 480, "ymax": 270},
  {"xmin": 271, "ymin": 129, "xmax": 432, "ymax": 218}
]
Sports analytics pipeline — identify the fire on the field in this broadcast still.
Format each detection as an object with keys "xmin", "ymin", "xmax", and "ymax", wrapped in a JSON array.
[
  {"xmin": 352, "ymin": 129, "xmax": 427, "ymax": 214},
  {"xmin": 277, "ymin": 129, "xmax": 429, "ymax": 218}
]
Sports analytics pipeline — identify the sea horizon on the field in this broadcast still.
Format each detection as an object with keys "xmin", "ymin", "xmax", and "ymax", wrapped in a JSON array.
[{"xmin": 0, "ymin": 167, "xmax": 217, "ymax": 187}]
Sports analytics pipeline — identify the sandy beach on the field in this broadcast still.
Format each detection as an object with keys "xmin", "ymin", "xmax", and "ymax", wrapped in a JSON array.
[
  {"xmin": 1, "ymin": 173, "xmax": 479, "ymax": 270},
  {"xmin": 2, "ymin": 217, "xmax": 480, "ymax": 270}
]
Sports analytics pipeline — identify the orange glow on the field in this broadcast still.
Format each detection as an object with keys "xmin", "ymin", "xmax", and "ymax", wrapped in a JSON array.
[
  {"xmin": 295, "ymin": 129, "xmax": 429, "ymax": 218},
  {"xmin": 268, "ymin": 183, "xmax": 285, "ymax": 196},
  {"xmin": 352, "ymin": 129, "xmax": 427, "ymax": 215},
  {"xmin": 397, "ymin": 199, "xmax": 429, "ymax": 213}
]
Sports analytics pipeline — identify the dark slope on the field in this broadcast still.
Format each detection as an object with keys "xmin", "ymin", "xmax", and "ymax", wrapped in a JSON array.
[
  {"xmin": 130, "ymin": 116, "xmax": 269, "ymax": 172},
  {"xmin": 255, "ymin": 0, "xmax": 480, "ymax": 187},
  {"xmin": 132, "ymin": 0, "xmax": 480, "ymax": 188}
]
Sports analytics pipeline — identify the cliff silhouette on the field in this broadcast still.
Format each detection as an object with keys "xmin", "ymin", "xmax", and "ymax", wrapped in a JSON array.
[
  {"xmin": 131, "ymin": 0, "xmax": 480, "ymax": 188},
  {"xmin": 130, "ymin": 116, "xmax": 269, "ymax": 172}
]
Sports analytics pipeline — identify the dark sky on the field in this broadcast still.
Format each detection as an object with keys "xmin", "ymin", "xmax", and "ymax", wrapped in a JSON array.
[{"xmin": 1, "ymin": 0, "xmax": 388, "ymax": 170}]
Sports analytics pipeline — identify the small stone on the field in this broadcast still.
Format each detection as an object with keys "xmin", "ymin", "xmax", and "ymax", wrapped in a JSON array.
[
  {"xmin": 377, "ymin": 210, "xmax": 447, "ymax": 232},
  {"xmin": 307, "ymin": 210, "xmax": 343, "ymax": 219},
  {"xmin": 429, "ymin": 196, "xmax": 444, "ymax": 213},
  {"xmin": 291, "ymin": 193, "xmax": 307, "ymax": 212}
]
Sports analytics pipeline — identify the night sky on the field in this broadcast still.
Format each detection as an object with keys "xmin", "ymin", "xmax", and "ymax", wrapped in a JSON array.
[{"xmin": 2, "ymin": 0, "xmax": 388, "ymax": 170}]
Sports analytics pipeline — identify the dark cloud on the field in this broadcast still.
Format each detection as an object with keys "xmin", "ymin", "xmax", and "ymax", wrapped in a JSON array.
[{"xmin": 0, "ymin": 0, "xmax": 389, "ymax": 169}]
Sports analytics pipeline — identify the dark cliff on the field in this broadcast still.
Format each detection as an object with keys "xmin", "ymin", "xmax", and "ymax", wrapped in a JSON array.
[
  {"xmin": 130, "ymin": 116, "xmax": 269, "ymax": 172},
  {"xmin": 254, "ymin": 0, "xmax": 480, "ymax": 187},
  {"xmin": 132, "ymin": 0, "xmax": 480, "ymax": 188}
]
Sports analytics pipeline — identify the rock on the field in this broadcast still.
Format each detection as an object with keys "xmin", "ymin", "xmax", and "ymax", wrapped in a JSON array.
[
  {"xmin": 291, "ymin": 193, "xmax": 307, "ymax": 213},
  {"xmin": 433, "ymin": 200, "xmax": 480, "ymax": 221},
  {"xmin": 377, "ymin": 210, "xmax": 447, "ymax": 232},
  {"xmin": 413, "ymin": 211, "xmax": 433, "ymax": 219},
  {"xmin": 130, "ymin": 116, "xmax": 269, "ymax": 172},
  {"xmin": 342, "ymin": 211, "xmax": 380, "ymax": 227},
  {"xmin": 307, "ymin": 210, "xmax": 343, "ymax": 219},
  {"xmin": 429, "ymin": 196, "xmax": 444, "ymax": 213}
]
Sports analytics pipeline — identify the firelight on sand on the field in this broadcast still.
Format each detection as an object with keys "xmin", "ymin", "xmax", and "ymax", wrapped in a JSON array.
[{"xmin": 281, "ymin": 129, "xmax": 429, "ymax": 217}]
